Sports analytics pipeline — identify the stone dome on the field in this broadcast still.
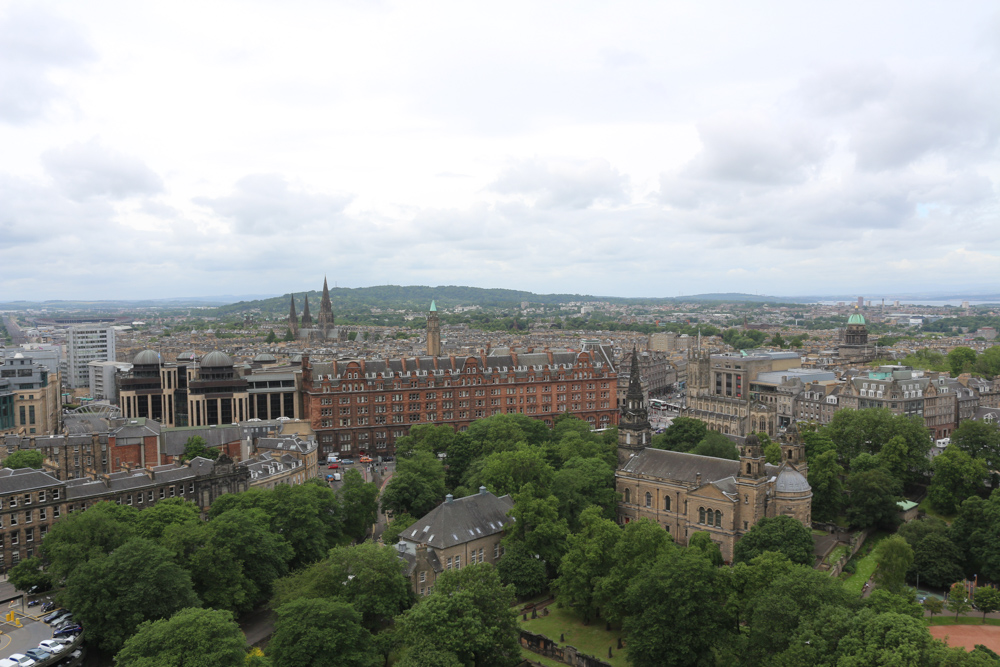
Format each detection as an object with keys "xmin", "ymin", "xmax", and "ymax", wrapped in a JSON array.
[
  {"xmin": 775, "ymin": 468, "xmax": 810, "ymax": 493},
  {"xmin": 201, "ymin": 350, "xmax": 234, "ymax": 367},
  {"xmin": 176, "ymin": 352, "xmax": 196, "ymax": 362},
  {"xmin": 133, "ymin": 349, "xmax": 159, "ymax": 365},
  {"xmin": 254, "ymin": 353, "xmax": 277, "ymax": 362},
  {"xmin": 847, "ymin": 313, "xmax": 866, "ymax": 325}
]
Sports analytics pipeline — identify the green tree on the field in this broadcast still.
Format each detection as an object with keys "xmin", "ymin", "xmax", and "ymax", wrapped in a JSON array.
[
  {"xmin": 802, "ymin": 430, "xmax": 836, "ymax": 459},
  {"xmin": 948, "ymin": 346, "xmax": 978, "ymax": 376},
  {"xmin": 270, "ymin": 542, "xmax": 412, "ymax": 632},
  {"xmin": 394, "ymin": 424, "xmax": 458, "ymax": 458},
  {"xmin": 7, "ymin": 556, "xmax": 52, "ymax": 593},
  {"xmin": 208, "ymin": 481, "xmax": 345, "ymax": 569},
  {"xmin": 134, "ymin": 497, "xmax": 201, "ymax": 541},
  {"xmin": 952, "ymin": 420, "xmax": 1000, "ymax": 489},
  {"xmin": 929, "ymin": 445, "xmax": 988, "ymax": 514},
  {"xmin": 594, "ymin": 518, "xmax": 674, "ymax": 624},
  {"xmin": 180, "ymin": 436, "xmax": 219, "ymax": 462},
  {"xmin": 394, "ymin": 565, "xmax": 520, "ymax": 667},
  {"xmin": 924, "ymin": 597, "xmax": 944, "ymax": 618},
  {"xmin": 380, "ymin": 451, "xmax": 446, "ymax": 518},
  {"xmin": 282, "ymin": 328, "xmax": 294, "ymax": 341},
  {"xmin": 623, "ymin": 548, "xmax": 729, "ymax": 667},
  {"xmin": 688, "ymin": 531, "xmax": 724, "ymax": 566},
  {"xmin": 265, "ymin": 329, "xmax": 277, "ymax": 343},
  {"xmin": 381, "ymin": 512, "xmax": 416, "ymax": 545},
  {"xmin": 340, "ymin": 469, "xmax": 380, "ymax": 543},
  {"xmin": 3, "ymin": 450, "xmax": 44, "ymax": 469},
  {"xmin": 503, "ymin": 484, "xmax": 569, "ymax": 576},
  {"xmin": 974, "ymin": 346, "xmax": 1000, "ymax": 377},
  {"xmin": 63, "ymin": 538, "xmax": 200, "ymax": 653},
  {"xmin": 808, "ymin": 449, "xmax": 845, "ymax": 522},
  {"xmin": 733, "ymin": 515, "xmax": 814, "ymax": 566},
  {"xmin": 653, "ymin": 416, "xmax": 707, "ymax": 452},
  {"xmin": 551, "ymin": 456, "xmax": 617, "ymax": 531},
  {"xmin": 846, "ymin": 468, "xmax": 901, "ymax": 530},
  {"xmin": 114, "ymin": 607, "xmax": 246, "ymax": 667},
  {"xmin": 40, "ymin": 500, "xmax": 137, "ymax": 581},
  {"xmin": 973, "ymin": 586, "xmax": 1000, "ymax": 622},
  {"xmin": 836, "ymin": 609, "xmax": 938, "ymax": 667},
  {"xmin": 554, "ymin": 507, "xmax": 620, "ymax": 621},
  {"xmin": 269, "ymin": 599, "xmax": 380, "ymax": 667},
  {"xmin": 865, "ymin": 588, "xmax": 923, "ymax": 619},
  {"xmin": 167, "ymin": 508, "xmax": 293, "ymax": 614},
  {"xmin": 724, "ymin": 551, "xmax": 798, "ymax": 628},
  {"xmin": 463, "ymin": 446, "xmax": 554, "ymax": 497},
  {"xmin": 872, "ymin": 535, "xmax": 914, "ymax": 594},
  {"xmin": 909, "ymin": 532, "xmax": 965, "ymax": 590},
  {"xmin": 824, "ymin": 408, "xmax": 932, "ymax": 483},
  {"xmin": 495, "ymin": 541, "xmax": 548, "ymax": 599},
  {"xmin": 948, "ymin": 582, "xmax": 972, "ymax": 618},
  {"xmin": 690, "ymin": 431, "xmax": 740, "ymax": 460}
]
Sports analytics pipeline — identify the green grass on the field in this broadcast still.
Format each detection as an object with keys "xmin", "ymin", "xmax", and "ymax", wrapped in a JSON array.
[
  {"xmin": 519, "ymin": 602, "xmax": 628, "ymax": 667},
  {"xmin": 841, "ymin": 532, "xmax": 888, "ymax": 596},
  {"xmin": 825, "ymin": 544, "xmax": 851, "ymax": 566},
  {"xmin": 925, "ymin": 616, "xmax": 1000, "ymax": 627},
  {"xmin": 918, "ymin": 498, "xmax": 956, "ymax": 523}
]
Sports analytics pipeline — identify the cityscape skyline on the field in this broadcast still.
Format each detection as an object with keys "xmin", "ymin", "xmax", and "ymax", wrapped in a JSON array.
[{"xmin": 3, "ymin": 1, "xmax": 999, "ymax": 301}]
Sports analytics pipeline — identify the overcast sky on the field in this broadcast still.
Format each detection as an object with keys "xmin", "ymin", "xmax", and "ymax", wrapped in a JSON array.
[{"xmin": 3, "ymin": 1, "xmax": 999, "ymax": 301}]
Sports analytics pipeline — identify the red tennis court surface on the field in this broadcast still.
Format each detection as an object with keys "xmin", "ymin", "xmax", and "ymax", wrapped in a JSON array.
[{"xmin": 929, "ymin": 624, "xmax": 1000, "ymax": 653}]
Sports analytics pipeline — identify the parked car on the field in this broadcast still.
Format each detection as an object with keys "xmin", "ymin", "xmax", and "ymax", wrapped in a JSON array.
[
  {"xmin": 340, "ymin": 459, "xmax": 354, "ymax": 465},
  {"xmin": 332, "ymin": 472, "xmax": 341, "ymax": 481},
  {"xmin": 327, "ymin": 463, "xmax": 339, "ymax": 469},
  {"xmin": 43, "ymin": 609, "xmax": 65, "ymax": 623},
  {"xmin": 7, "ymin": 655, "xmax": 36, "ymax": 667},
  {"xmin": 23, "ymin": 650, "xmax": 51, "ymax": 663},
  {"xmin": 45, "ymin": 610, "xmax": 70, "ymax": 624},
  {"xmin": 41, "ymin": 601, "xmax": 56, "ymax": 613},
  {"xmin": 53, "ymin": 625, "xmax": 82, "ymax": 638},
  {"xmin": 359, "ymin": 456, "xmax": 373, "ymax": 463},
  {"xmin": 52, "ymin": 617, "xmax": 76, "ymax": 630},
  {"xmin": 37, "ymin": 641, "xmax": 66, "ymax": 654},
  {"xmin": 383, "ymin": 456, "xmax": 394, "ymax": 462}
]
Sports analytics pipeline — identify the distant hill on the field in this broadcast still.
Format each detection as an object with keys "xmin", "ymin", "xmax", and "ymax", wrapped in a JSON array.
[{"xmin": 676, "ymin": 293, "xmax": 811, "ymax": 304}]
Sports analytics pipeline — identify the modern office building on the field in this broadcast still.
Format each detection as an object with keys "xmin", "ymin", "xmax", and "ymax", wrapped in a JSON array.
[{"xmin": 67, "ymin": 325, "xmax": 116, "ymax": 390}]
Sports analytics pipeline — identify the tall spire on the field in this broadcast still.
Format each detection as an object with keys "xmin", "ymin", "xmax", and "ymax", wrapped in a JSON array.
[
  {"xmin": 300, "ymin": 293, "xmax": 313, "ymax": 325},
  {"xmin": 617, "ymin": 346, "xmax": 651, "ymax": 468},
  {"xmin": 427, "ymin": 299, "xmax": 441, "ymax": 356},
  {"xmin": 318, "ymin": 276, "xmax": 334, "ymax": 335},
  {"xmin": 626, "ymin": 346, "xmax": 644, "ymax": 403},
  {"xmin": 288, "ymin": 294, "xmax": 299, "ymax": 337}
]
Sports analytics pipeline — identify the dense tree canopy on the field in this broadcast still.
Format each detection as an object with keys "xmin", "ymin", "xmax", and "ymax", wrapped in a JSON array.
[
  {"xmin": 115, "ymin": 608, "xmax": 246, "ymax": 667},
  {"xmin": 733, "ymin": 516, "xmax": 814, "ymax": 566},
  {"xmin": 269, "ymin": 599, "xmax": 380, "ymax": 667},
  {"xmin": 2, "ymin": 450, "xmax": 43, "ymax": 469},
  {"xmin": 340, "ymin": 468, "xmax": 380, "ymax": 543},
  {"xmin": 555, "ymin": 506, "xmax": 620, "ymax": 621},
  {"xmin": 40, "ymin": 501, "xmax": 138, "ymax": 580},
  {"xmin": 380, "ymin": 451, "xmax": 447, "ymax": 518}
]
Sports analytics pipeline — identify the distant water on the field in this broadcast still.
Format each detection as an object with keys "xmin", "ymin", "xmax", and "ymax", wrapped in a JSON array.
[{"xmin": 818, "ymin": 300, "xmax": 999, "ymax": 308}]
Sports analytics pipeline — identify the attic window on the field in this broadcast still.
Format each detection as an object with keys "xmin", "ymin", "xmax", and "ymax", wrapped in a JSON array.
[
  {"xmin": 428, "ymin": 534, "xmax": 434, "ymax": 541},
  {"xmin": 468, "ymin": 529, "xmax": 475, "ymax": 536},
  {"xmin": 452, "ymin": 534, "xmax": 459, "ymax": 540},
  {"xmin": 475, "ymin": 527, "xmax": 482, "ymax": 534},
  {"xmin": 422, "ymin": 525, "xmax": 430, "ymax": 533},
  {"xmin": 488, "ymin": 522, "xmax": 496, "ymax": 529}
]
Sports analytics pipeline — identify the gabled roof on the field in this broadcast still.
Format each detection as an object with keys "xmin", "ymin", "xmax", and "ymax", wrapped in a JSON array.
[
  {"xmin": 620, "ymin": 448, "xmax": 778, "ymax": 487},
  {"xmin": 401, "ymin": 489, "xmax": 513, "ymax": 550}
]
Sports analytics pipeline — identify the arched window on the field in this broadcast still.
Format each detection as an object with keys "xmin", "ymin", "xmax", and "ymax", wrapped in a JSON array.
[
  {"xmin": 645, "ymin": 492, "xmax": 652, "ymax": 508},
  {"xmin": 747, "ymin": 463, "xmax": 752, "ymax": 474},
  {"xmin": 715, "ymin": 510, "xmax": 722, "ymax": 526},
  {"xmin": 664, "ymin": 496, "xmax": 671, "ymax": 511},
  {"xmin": 624, "ymin": 488, "xmax": 631, "ymax": 504},
  {"xmin": 706, "ymin": 509, "xmax": 714, "ymax": 527},
  {"xmin": 699, "ymin": 507, "xmax": 706, "ymax": 524}
]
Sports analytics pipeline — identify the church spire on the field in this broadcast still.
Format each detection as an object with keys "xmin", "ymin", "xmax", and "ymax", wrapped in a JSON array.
[
  {"xmin": 300, "ymin": 293, "xmax": 313, "ymax": 325},
  {"xmin": 318, "ymin": 276, "xmax": 334, "ymax": 335},
  {"xmin": 288, "ymin": 294, "xmax": 299, "ymax": 337},
  {"xmin": 617, "ymin": 346, "xmax": 651, "ymax": 468}
]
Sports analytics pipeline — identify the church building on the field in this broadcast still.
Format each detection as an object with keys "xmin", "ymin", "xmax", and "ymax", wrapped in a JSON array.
[{"xmin": 615, "ymin": 352, "xmax": 812, "ymax": 563}]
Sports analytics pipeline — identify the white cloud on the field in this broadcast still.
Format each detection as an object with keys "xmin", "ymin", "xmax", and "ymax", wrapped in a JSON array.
[
  {"xmin": 42, "ymin": 138, "xmax": 163, "ymax": 201},
  {"xmin": 490, "ymin": 157, "xmax": 628, "ymax": 209}
]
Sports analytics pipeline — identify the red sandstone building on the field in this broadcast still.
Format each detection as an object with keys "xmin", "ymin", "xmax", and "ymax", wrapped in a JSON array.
[{"xmin": 301, "ymin": 347, "xmax": 619, "ymax": 458}]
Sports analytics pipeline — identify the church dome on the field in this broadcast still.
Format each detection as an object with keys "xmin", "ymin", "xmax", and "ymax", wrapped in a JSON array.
[
  {"xmin": 201, "ymin": 350, "xmax": 234, "ymax": 367},
  {"xmin": 254, "ymin": 353, "xmax": 277, "ymax": 362},
  {"xmin": 133, "ymin": 349, "xmax": 159, "ymax": 365},
  {"xmin": 775, "ymin": 468, "xmax": 810, "ymax": 493},
  {"xmin": 847, "ymin": 313, "xmax": 866, "ymax": 325}
]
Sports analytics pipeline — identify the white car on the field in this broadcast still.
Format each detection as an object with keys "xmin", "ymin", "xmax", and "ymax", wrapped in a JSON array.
[
  {"xmin": 7, "ymin": 655, "xmax": 36, "ymax": 667},
  {"xmin": 37, "ymin": 641, "xmax": 66, "ymax": 654}
]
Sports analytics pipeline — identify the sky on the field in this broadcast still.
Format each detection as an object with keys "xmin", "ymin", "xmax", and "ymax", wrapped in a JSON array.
[{"xmin": 2, "ymin": 1, "xmax": 1000, "ymax": 301}]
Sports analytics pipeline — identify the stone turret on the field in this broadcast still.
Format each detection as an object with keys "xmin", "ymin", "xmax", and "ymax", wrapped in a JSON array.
[{"xmin": 426, "ymin": 300, "xmax": 441, "ymax": 357}]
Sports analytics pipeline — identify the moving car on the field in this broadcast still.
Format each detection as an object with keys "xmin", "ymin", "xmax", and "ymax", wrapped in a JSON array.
[
  {"xmin": 327, "ymin": 463, "xmax": 339, "ymax": 469},
  {"xmin": 340, "ymin": 459, "xmax": 354, "ymax": 465},
  {"xmin": 359, "ymin": 456, "xmax": 372, "ymax": 463}
]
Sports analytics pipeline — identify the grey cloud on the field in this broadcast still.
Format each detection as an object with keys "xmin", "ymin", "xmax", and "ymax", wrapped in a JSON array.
[
  {"xmin": 490, "ymin": 157, "xmax": 628, "ymax": 209},
  {"xmin": 42, "ymin": 139, "xmax": 164, "ymax": 201},
  {"xmin": 0, "ymin": 6, "xmax": 96, "ymax": 123},
  {"xmin": 797, "ymin": 63, "xmax": 892, "ymax": 116},
  {"xmin": 683, "ymin": 114, "xmax": 829, "ymax": 185},
  {"xmin": 196, "ymin": 174, "xmax": 353, "ymax": 236}
]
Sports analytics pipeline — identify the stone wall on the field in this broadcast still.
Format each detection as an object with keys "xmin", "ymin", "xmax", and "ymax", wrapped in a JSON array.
[{"xmin": 519, "ymin": 630, "xmax": 614, "ymax": 667}]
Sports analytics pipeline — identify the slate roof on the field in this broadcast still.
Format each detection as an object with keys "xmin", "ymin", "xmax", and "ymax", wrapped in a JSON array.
[
  {"xmin": 401, "ymin": 489, "xmax": 514, "ymax": 550},
  {"xmin": 620, "ymin": 448, "xmax": 779, "ymax": 488},
  {"xmin": 161, "ymin": 425, "xmax": 242, "ymax": 456},
  {"xmin": 0, "ymin": 468, "xmax": 62, "ymax": 493},
  {"xmin": 112, "ymin": 418, "xmax": 161, "ymax": 439}
]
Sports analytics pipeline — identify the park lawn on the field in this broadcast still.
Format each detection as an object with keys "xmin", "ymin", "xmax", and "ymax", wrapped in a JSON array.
[
  {"xmin": 841, "ymin": 532, "xmax": 888, "ymax": 596},
  {"xmin": 519, "ymin": 602, "xmax": 629, "ymax": 667},
  {"xmin": 926, "ymin": 616, "xmax": 1000, "ymax": 627},
  {"xmin": 918, "ymin": 498, "xmax": 955, "ymax": 523}
]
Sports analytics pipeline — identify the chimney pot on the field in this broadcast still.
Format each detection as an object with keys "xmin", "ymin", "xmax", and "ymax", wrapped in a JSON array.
[{"xmin": 479, "ymin": 485, "xmax": 488, "ymax": 495}]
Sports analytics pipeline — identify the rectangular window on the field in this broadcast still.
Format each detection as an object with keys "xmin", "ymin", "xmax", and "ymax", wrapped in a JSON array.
[
  {"xmin": 447, "ymin": 557, "xmax": 452, "ymax": 570},
  {"xmin": 37, "ymin": 491, "xmax": 45, "ymax": 503},
  {"xmin": 419, "ymin": 571, "xmax": 426, "ymax": 582},
  {"xmin": 23, "ymin": 494, "xmax": 31, "ymax": 506},
  {"xmin": 455, "ymin": 555, "xmax": 461, "ymax": 569}
]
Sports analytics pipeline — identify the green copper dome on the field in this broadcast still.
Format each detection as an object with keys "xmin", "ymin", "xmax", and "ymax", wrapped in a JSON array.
[{"xmin": 847, "ymin": 313, "xmax": 866, "ymax": 325}]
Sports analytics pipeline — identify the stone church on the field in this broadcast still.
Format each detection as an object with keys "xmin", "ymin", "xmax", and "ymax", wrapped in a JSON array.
[
  {"xmin": 287, "ymin": 278, "xmax": 348, "ymax": 342},
  {"xmin": 616, "ymin": 351, "xmax": 812, "ymax": 563}
]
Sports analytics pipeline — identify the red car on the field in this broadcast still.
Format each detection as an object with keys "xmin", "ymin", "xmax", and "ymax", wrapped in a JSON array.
[{"xmin": 328, "ymin": 463, "xmax": 339, "ymax": 469}]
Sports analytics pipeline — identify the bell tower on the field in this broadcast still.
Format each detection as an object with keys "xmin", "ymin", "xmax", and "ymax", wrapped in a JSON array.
[
  {"xmin": 426, "ymin": 300, "xmax": 441, "ymax": 356},
  {"xmin": 288, "ymin": 294, "xmax": 299, "ymax": 338},
  {"xmin": 736, "ymin": 433, "xmax": 768, "ymax": 532},
  {"xmin": 618, "ymin": 347, "xmax": 652, "ymax": 468}
]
